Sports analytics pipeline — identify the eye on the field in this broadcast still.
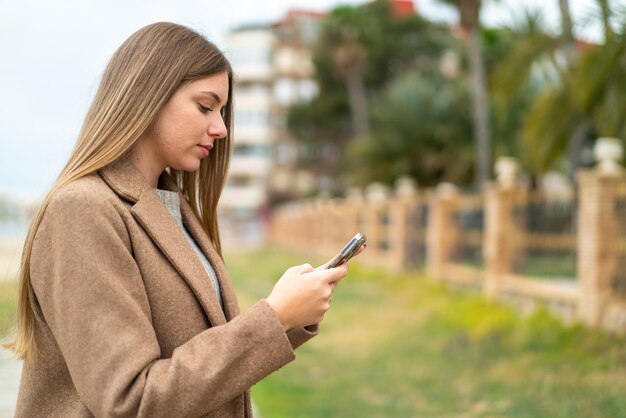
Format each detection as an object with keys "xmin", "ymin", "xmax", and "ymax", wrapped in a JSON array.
[
  {"xmin": 198, "ymin": 104, "xmax": 213, "ymax": 113},
  {"xmin": 220, "ymin": 106, "xmax": 227, "ymax": 119}
]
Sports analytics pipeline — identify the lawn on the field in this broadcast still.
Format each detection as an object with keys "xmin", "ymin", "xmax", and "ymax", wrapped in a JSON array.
[
  {"xmin": 0, "ymin": 280, "xmax": 17, "ymax": 341},
  {"xmin": 225, "ymin": 246, "xmax": 626, "ymax": 418},
  {"xmin": 1, "ymin": 248, "xmax": 624, "ymax": 417}
]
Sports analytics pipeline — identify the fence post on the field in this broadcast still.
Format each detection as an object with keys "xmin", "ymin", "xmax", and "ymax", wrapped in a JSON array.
[
  {"xmin": 318, "ymin": 194, "xmax": 333, "ymax": 259},
  {"xmin": 577, "ymin": 173, "xmax": 625, "ymax": 326},
  {"xmin": 364, "ymin": 183, "xmax": 390, "ymax": 267},
  {"xmin": 312, "ymin": 197, "xmax": 325, "ymax": 256},
  {"xmin": 483, "ymin": 157, "xmax": 522, "ymax": 299},
  {"xmin": 389, "ymin": 177, "xmax": 418, "ymax": 272},
  {"xmin": 346, "ymin": 187, "xmax": 364, "ymax": 240},
  {"xmin": 427, "ymin": 183, "xmax": 458, "ymax": 279},
  {"xmin": 577, "ymin": 171, "xmax": 625, "ymax": 326},
  {"xmin": 578, "ymin": 137, "xmax": 626, "ymax": 327}
]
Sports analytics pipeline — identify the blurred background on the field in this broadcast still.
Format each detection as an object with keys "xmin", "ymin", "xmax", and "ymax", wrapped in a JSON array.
[{"xmin": 3, "ymin": 0, "xmax": 626, "ymax": 416}]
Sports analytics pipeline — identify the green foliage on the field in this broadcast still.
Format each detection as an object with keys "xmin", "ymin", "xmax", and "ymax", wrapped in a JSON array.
[
  {"xmin": 317, "ymin": 0, "xmax": 449, "ymax": 90},
  {"xmin": 521, "ymin": 86, "xmax": 584, "ymax": 174},
  {"xmin": 575, "ymin": 28, "xmax": 626, "ymax": 139},
  {"xmin": 286, "ymin": 0, "xmax": 452, "ymax": 187},
  {"xmin": 517, "ymin": 8, "xmax": 626, "ymax": 175},
  {"xmin": 348, "ymin": 71, "xmax": 474, "ymax": 186},
  {"xmin": 487, "ymin": 7, "xmax": 569, "ymax": 174},
  {"xmin": 0, "ymin": 281, "xmax": 18, "ymax": 340},
  {"xmin": 287, "ymin": 0, "xmax": 626, "ymax": 188},
  {"xmin": 226, "ymin": 246, "xmax": 626, "ymax": 418}
]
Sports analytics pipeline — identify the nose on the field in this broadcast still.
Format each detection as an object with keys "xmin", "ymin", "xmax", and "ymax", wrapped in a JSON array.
[{"xmin": 208, "ymin": 113, "xmax": 228, "ymax": 139}]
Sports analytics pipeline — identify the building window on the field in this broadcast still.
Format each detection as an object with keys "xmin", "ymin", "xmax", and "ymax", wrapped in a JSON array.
[
  {"xmin": 229, "ymin": 47, "xmax": 272, "ymax": 67},
  {"xmin": 234, "ymin": 109, "xmax": 270, "ymax": 127}
]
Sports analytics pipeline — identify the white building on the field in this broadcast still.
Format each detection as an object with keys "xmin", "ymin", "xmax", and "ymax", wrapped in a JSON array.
[{"xmin": 220, "ymin": 12, "xmax": 324, "ymax": 247}]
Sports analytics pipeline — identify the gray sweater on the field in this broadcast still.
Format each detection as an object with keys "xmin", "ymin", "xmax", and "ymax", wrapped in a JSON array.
[{"xmin": 155, "ymin": 189, "xmax": 223, "ymax": 307}]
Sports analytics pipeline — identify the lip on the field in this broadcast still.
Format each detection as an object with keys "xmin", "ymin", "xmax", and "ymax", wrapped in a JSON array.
[{"xmin": 197, "ymin": 144, "xmax": 213, "ymax": 155}]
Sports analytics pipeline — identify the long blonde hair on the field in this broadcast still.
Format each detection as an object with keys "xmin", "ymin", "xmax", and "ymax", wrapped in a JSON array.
[{"xmin": 6, "ymin": 22, "xmax": 234, "ymax": 360}]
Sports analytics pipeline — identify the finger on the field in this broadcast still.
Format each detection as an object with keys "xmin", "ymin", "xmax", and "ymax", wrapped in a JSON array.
[
  {"xmin": 315, "ymin": 260, "xmax": 332, "ymax": 270},
  {"xmin": 353, "ymin": 244, "xmax": 367, "ymax": 257},
  {"xmin": 293, "ymin": 263, "xmax": 314, "ymax": 274},
  {"xmin": 319, "ymin": 263, "xmax": 349, "ymax": 285},
  {"xmin": 303, "ymin": 262, "xmax": 347, "ymax": 281}
]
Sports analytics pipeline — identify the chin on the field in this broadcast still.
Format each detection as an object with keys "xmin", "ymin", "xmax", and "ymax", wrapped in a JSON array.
[{"xmin": 171, "ymin": 160, "xmax": 202, "ymax": 173}]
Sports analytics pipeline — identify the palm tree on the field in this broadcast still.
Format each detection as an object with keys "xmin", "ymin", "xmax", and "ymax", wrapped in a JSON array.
[
  {"xmin": 558, "ymin": 0, "xmax": 576, "ymax": 62},
  {"xmin": 517, "ymin": 0, "xmax": 626, "ymax": 176},
  {"xmin": 489, "ymin": 8, "xmax": 559, "ymax": 170},
  {"xmin": 331, "ymin": 26, "xmax": 370, "ymax": 140},
  {"xmin": 437, "ymin": 0, "xmax": 493, "ymax": 189},
  {"xmin": 597, "ymin": 0, "xmax": 615, "ymax": 42}
]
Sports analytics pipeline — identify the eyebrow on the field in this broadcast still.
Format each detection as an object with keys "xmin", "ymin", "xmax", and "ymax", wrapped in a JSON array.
[{"xmin": 200, "ymin": 91, "xmax": 223, "ymax": 104}]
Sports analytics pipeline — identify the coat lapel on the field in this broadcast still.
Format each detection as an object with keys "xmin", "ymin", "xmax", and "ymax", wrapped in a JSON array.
[
  {"xmin": 99, "ymin": 156, "xmax": 229, "ymax": 326},
  {"xmin": 159, "ymin": 175, "xmax": 241, "ymax": 320}
]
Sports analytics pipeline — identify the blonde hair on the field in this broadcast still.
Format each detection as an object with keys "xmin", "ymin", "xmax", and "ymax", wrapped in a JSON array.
[{"xmin": 6, "ymin": 22, "xmax": 234, "ymax": 360}]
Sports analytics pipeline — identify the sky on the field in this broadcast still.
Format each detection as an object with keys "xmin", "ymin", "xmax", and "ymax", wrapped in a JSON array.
[{"xmin": 0, "ymin": 0, "xmax": 619, "ymax": 202}]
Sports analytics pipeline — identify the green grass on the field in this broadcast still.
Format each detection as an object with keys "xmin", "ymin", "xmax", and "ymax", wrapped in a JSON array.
[
  {"xmin": 1, "ymin": 249, "xmax": 623, "ymax": 416},
  {"xmin": 0, "ymin": 280, "xmax": 18, "ymax": 340},
  {"xmin": 225, "ymin": 246, "xmax": 626, "ymax": 418}
]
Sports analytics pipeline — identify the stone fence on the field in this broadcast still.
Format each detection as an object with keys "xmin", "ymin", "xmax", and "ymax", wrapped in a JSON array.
[{"xmin": 270, "ymin": 141, "xmax": 626, "ymax": 334}]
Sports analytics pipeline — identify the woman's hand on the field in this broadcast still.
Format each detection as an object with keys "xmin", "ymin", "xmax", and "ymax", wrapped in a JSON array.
[{"xmin": 266, "ymin": 263, "xmax": 349, "ymax": 332}]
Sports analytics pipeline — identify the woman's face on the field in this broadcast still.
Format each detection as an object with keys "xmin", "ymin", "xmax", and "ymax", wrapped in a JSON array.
[{"xmin": 137, "ymin": 71, "xmax": 229, "ymax": 177}]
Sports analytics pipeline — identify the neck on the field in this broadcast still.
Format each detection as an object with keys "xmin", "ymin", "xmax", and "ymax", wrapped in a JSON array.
[{"xmin": 129, "ymin": 139, "xmax": 164, "ymax": 188}]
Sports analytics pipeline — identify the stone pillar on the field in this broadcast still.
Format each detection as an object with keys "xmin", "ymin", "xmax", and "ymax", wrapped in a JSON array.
[
  {"xmin": 483, "ymin": 184, "xmax": 521, "ymax": 298},
  {"xmin": 578, "ymin": 138, "xmax": 626, "ymax": 326},
  {"xmin": 577, "ymin": 171, "xmax": 626, "ymax": 325},
  {"xmin": 326, "ymin": 199, "xmax": 341, "ymax": 257},
  {"xmin": 389, "ymin": 177, "xmax": 418, "ymax": 272},
  {"xmin": 345, "ymin": 187, "xmax": 364, "ymax": 243},
  {"xmin": 312, "ymin": 198, "xmax": 325, "ymax": 255},
  {"xmin": 365, "ymin": 182, "xmax": 390, "ymax": 266},
  {"xmin": 427, "ymin": 183, "xmax": 459, "ymax": 279},
  {"xmin": 295, "ymin": 201, "xmax": 305, "ymax": 251},
  {"xmin": 308, "ymin": 199, "xmax": 318, "ymax": 252},
  {"xmin": 318, "ymin": 195, "xmax": 333, "ymax": 258},
  {"xmin": 484, "ymin": 157, "xmax": 522, "ymax": 298}
]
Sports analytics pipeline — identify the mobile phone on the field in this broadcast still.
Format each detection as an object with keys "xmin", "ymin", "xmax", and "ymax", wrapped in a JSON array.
[{"xmin": 326, "ymin": 232, "xmax": 367, "ymax": 269}]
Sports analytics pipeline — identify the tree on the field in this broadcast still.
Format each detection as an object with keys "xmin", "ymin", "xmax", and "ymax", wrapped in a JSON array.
[
  {"xmin": 437, "ymin": 0, "xmax": 494, "ymax": 189},
  {"xmin": 489, "ymin": 8, "xmax": 561, "ymax": 174},
  {"xmin": 330, "ymin": 25, "xmax": 369, "ymax": 139},
  {"xmin": 287, "ymin": 0, "xmax": 451, "ymax": 192},
  {"xmin": 558, "ymin": 0, "xmax": 576, "ymax": 62},
  {"xmin": 348, "ymin": 71, "xmax": 474, "ymax": 187},
  {"xmin": 517, "ymin": 0, "xmax": 626, "ymax": 176}
]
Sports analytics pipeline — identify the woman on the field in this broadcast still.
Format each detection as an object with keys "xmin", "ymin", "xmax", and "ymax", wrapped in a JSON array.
[{"xmin": 8, "ymin": 22, "xmax": 359, "ymax": 417}]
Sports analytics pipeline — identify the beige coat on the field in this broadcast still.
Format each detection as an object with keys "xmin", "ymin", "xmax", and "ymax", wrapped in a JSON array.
[{"xmin": 15, "ymin": 157, "xmax": 317, "ymax": 418}]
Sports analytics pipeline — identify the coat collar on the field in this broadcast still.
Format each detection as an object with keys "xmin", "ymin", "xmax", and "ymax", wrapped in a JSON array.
[
  {"xmin": 98, "ymin": 154, "xmax": 151, "ymax": 204},
  {"xmin": 99, "ymin": 155, "xmax": 240, "ymax": 324}
]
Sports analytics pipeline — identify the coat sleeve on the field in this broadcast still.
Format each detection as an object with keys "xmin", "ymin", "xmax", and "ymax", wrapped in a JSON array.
[
  {"xmin": 287, "ymin": 325, "xmax": 319, "ymax": 350},
  {"xmin": 30, "ymin": 188, "xmax": 297, "ymax": 418}
]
